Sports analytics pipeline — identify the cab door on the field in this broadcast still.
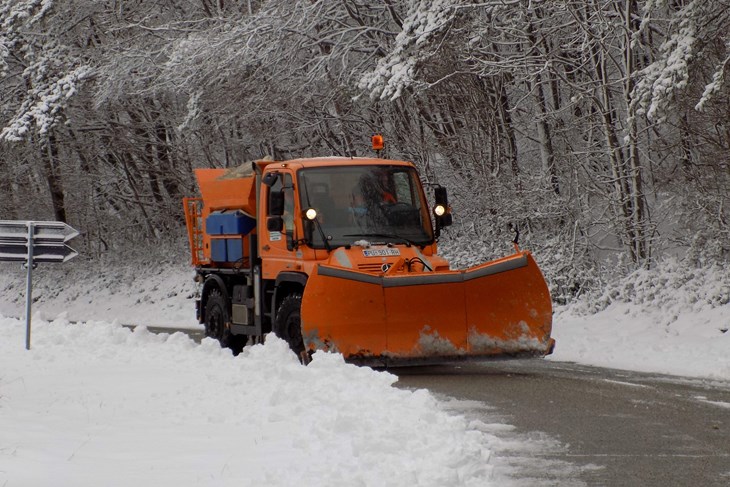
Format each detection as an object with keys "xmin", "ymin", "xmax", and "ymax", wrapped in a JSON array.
[{"xmin": 260, "ymin": 171, "xmax": 300, "ymax": 280}]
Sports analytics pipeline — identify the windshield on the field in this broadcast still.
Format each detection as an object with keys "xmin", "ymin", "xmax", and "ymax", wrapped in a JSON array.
[{"xmin": 298, "ymin": 165, "xmax": 434, "ymax": 248}]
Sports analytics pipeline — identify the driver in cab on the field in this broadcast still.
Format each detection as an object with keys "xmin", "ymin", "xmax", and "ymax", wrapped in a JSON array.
[
  {"xmin": 359, "ymin": 169, "xmax": 396, "ymax": 203},
  {"xmin": 373, "ymin": 169, "xmax": 396, "ymax": 204},
  {"xmin": 350, "ymin": 169, "xmax": 396, "ymax": 227}
]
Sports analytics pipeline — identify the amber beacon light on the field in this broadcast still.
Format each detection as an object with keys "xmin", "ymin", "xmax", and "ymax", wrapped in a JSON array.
[{"xmin": 372, "ymin": 134, "xmax": 384, "ymax": 151}]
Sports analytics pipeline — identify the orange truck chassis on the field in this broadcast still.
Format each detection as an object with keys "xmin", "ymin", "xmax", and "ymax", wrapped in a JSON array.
[{"xmin": 184, "ymin": 155, "xmax": 554, "ymax": 365}]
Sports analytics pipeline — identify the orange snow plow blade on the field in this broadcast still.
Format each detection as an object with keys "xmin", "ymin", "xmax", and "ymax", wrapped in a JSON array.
[{"xmin": 301, "ymin": 251, "xmax": 554, "ymax": 365}]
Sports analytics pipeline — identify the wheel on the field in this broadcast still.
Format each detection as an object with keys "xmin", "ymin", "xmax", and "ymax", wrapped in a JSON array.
[
  {"xmin": 274, "ymin": 293, "xmax": 308, "ymax": 363},
  {"xmin": 204, "ymin": 288, "xmax": 243, "ymax": 355}
]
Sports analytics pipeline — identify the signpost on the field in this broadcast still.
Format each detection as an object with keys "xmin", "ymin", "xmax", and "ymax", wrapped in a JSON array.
[{"xmin": 0, "ymin": 220, "xmax": 79, "ymax": 350}]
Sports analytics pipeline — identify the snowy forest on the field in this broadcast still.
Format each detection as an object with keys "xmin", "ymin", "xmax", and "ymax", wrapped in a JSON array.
[{"xmin": 1, "ymin": 0, "xmax": 728, "ymax": 301}]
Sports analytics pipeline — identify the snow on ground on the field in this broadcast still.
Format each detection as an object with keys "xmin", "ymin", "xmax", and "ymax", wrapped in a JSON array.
[
  {"xmin": 0, "ymin": 251, "xmax": 200, "ymax": 329},
  {"xmin": 548, "ymin": 260, "xmax": 730, "ymax": 381},
  {"xmin": 550, "ymin": 301, "xmax": 730, "ymax": 380},
  {"xmin": 1, "ymin": 316, "xmax": 498, "ymax": 487}
]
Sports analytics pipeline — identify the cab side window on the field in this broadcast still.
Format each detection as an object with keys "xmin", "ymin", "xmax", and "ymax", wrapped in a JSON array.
[
  {"xmin": 282, "ymin": 174, "xmax": 294, "ymax": 233},
  {"xmin": 267, "ymin": 173, "xmax": 294, "ymax": 234}
]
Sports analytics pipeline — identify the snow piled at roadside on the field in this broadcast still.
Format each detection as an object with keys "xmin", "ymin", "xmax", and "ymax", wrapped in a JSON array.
[
  {"xmin": 2, "ymin": 252, "xmax": 730, "ymax": 383},
  {"xmin": 551, "ymin": 302, "xmax": 730, "ymax": 379},
  {"xmin": 0, "ymin": 253, "xmax": 200, "ymax": 329},
  {"xmin": 549, "ymin": 260, "xmax": 730, "ymax": 380},
  {"xmin": 0, "ymin": 316, "xmax": 495, "ymax": 487}
]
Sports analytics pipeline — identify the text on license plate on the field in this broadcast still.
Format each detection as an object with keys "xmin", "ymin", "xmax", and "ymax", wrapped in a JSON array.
[{"xmin": 362, "ymin": 248, "xmax": 401, "ymax": 257}]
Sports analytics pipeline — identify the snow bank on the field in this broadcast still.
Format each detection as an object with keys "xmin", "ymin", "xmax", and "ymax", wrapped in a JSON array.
[
  {"xmin": 550, "ymin": 261, "xmax": 730, "ymax": 380},
  {"xmin": 550, "ymin": 302, "xmax": 730, "ymax": 380},
  {"xmin": 0, "ymin": 255, "xmax": 200, "ymax": 329},
  {"xmin": 0, "ymin": 315, "xmax": 495, "ymax": 487}
]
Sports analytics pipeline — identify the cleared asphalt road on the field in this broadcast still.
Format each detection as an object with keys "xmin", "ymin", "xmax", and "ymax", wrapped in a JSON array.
[{"xmin": 393, "ymin": 359, "xmax": 730, "ymax": 486}]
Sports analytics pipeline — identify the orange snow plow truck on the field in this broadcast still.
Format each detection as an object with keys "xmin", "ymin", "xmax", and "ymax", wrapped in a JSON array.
[{"xmin": 183, "ymin": 152, "xmax": 554, "ymax": 365}]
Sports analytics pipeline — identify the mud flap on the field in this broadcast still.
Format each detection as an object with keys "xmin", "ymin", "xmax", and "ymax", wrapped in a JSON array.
[{"xmin": 301, "ymin": 251, "xmax": 553, "ymax": 362}]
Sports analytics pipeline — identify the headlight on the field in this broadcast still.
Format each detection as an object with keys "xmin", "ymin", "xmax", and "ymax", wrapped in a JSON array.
[
  {"xmin": 305, "ymin": 208, "xmax": 318, "ymax": 220},
  {"xmin": 434, "ymin": 204, "xmax": 446, "ymax": 217}
]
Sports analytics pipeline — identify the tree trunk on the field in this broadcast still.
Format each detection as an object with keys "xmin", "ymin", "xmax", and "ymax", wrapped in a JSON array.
[
  {"xmin": 591, "ymin": 28, "xmax": 641, "ymax": 263},
  {"xmin": 622, "ymin": 0, "xmax": 648, "ymax": 262},
  {"xmin": 43, "ymin": 134, "xmax": 67, "ymax": 223},
  {"xmin": 0, "ymin": 153, "xmax": 16, "ymax": 219},
  {"xmin": 524, "ymin": 12, "xmax": 560, "ymax": 196}
]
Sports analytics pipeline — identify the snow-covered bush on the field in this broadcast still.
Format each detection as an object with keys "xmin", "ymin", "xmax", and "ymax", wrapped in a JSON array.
[{"xmin": 572, "ymin": 257, "xmax": 730, "ymax": 316}]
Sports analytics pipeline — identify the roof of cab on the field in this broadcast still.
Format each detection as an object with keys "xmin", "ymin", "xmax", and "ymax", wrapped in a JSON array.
[{"xmin": 260, "ymin": 157, "xmax": 416, "ymax": 171}]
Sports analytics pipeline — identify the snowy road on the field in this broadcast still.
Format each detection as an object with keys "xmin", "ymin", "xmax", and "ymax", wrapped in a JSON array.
[{"xmin": 394, "ymin": 359, "xmax": 730, "ymax": 486}]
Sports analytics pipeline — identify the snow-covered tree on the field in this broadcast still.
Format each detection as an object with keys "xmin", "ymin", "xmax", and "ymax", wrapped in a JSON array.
[{"xmin": 0, "ymin": 0, "xmax": 727, "ymax": 287}]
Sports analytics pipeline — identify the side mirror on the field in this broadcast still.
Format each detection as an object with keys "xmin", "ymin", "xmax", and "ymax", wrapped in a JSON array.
[
  {"xmin": 267, "ymin": 216, "xmax": 283, "ymax": 232},
  {"xmin": 262, "ymin": 172, "xmax": 279, "ymax": 187},
  {"xmin": 269, "ymin": 190, "xmax": 285, "ymax": 216},
  {"xmin": 434, "ymin": 186, "xmax": 449, "ymax": 206}
]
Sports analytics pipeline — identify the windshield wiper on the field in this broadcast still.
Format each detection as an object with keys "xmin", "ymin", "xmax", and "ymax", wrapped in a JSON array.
[{"xmin": 343, "ymin": 233, "xmax": 414, "ymax": 247}]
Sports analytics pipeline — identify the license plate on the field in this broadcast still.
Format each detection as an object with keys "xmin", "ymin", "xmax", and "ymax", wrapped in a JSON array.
[{"xmin": 362, "ymin": 248, "xmax": 400, "ymax": 257}]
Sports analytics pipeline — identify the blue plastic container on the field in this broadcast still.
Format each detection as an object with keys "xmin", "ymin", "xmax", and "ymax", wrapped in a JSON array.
[
  {"xmin": 210, "ymin": 239, "xmax": 228, "ymax": 262},
  {"xmin": 210, "ymin": 237, "xmax": 244, "ymax": 263},
  {"xmin": 226, "ymin": 238, "xmax": 243, "ymax": 262},
  {"xmin": 206, "ymin": 211, "xmax": 256, "ymax": 235}
]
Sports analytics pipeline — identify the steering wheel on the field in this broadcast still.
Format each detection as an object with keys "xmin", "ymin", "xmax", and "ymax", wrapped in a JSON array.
[{"xmin": 380, "ymin": 201, "xmax": 411, "ymax": 213}]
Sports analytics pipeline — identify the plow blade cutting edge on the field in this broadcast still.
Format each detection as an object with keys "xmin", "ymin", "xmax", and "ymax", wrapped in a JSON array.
[{"xmin": 300, "ymin": 251, "xmax": 554, "ymax": 365}]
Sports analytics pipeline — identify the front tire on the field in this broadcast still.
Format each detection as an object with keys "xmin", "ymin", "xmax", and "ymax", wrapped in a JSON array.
[{"xmin": 274, "ymin": 293, "xmax": 308, "ymax": 363}]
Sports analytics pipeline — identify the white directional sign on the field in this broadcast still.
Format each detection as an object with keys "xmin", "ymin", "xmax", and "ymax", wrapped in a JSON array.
[
  {"xmin": 0, "ymin": 220, "xmax": 80, "ymax": 350},
  {"xmin": 0, "ymin": 220, "xmax": 79, "ymax": 263}
]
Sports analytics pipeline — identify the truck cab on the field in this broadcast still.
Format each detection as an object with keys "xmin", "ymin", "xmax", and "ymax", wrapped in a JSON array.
[{"xmin": 259, "ymin": 158, "xmax": 448, "ymax": 280}]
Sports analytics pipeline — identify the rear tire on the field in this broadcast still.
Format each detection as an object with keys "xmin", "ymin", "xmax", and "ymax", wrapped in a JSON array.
[
  {"xmin": 274, "ymin": 293, "xmax": 308, "ymax": 363},
  {"xmin": 204, "ymin": 288, "xmax": 243, "ymax": 355}
]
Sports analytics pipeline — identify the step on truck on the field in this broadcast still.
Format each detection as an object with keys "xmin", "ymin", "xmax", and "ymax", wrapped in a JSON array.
[{"xmin": 183, "ymin": 142, "xmax": 555, "ymax": 365}]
